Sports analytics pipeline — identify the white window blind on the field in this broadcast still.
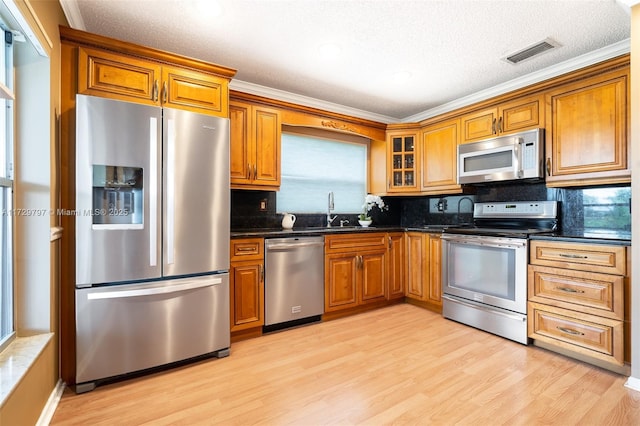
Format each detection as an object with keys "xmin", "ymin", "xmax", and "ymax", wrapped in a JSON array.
[{"xmin": 276, "ymin": 129, "xmax": 367, "ymax": 214}]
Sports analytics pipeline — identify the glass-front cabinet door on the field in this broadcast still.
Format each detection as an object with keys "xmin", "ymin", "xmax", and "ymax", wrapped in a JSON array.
[{"xmin": 387, "ymin": 129, "xmax": 419, "ymax": 192}]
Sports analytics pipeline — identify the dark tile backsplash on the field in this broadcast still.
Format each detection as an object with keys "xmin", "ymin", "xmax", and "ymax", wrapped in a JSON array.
[
  {"xmin": 231, "ymin": 183, "xmax": 631, "ymax": 235},
  {"xmin": 231, "ymin": 190, "xmax": 403, "ymax": 229},
  {"xmin": 400, "ymin": 182, "xmax": 631, "ymax": 235}
]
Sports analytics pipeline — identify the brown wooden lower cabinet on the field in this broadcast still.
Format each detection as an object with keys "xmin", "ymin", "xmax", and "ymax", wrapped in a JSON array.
[
  {"xmin": 230, "ymin": 238, "xmax": 264, "ymax": 333},
  {"xmin": 405, "ymin": 232, "xmax": 442, "ymax": 312},
  {"xmin": 528, "ymin": 239, "xmax": 629, "ymax": 370},
  {"xmin": 387, "ymin": 233, "xmax": 405, "ymax": 299},
  {"xmin": 528, "ymin": 302, "xmax": 624, "ymax": 365},
  {"xmin": 324, "ymin": 233, "xmax": 390, "ymax": 313}
]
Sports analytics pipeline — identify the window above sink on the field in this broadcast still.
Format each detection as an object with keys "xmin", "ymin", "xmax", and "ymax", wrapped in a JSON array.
[{"xmin": 276, "ymin": 129, "xmax": 368, "ymax": 214}]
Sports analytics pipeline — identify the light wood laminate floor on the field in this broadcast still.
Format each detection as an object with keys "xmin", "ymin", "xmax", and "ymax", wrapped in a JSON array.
[{"xmin": 51, "ymin": 304, "xmax": 640, "ymax": 425}]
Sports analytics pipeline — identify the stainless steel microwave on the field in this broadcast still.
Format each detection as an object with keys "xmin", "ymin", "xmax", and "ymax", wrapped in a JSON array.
[{"xmin": 457, "ymin": 128, "xmax": 544, "ymax": 184}]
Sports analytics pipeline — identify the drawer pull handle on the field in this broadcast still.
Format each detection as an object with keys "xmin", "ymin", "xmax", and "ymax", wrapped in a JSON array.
[
  {"xmin": 236, "ymin": 247, "xmax": 255, "ymax": 252},
  {"xmin": 559, "ymin": 253, "xmax": 589, "ymax": 259},
  {"xmin": 557, "ymin": 326, "xmax": 585, "ymax": 336},
  {"xmin": 556, "ymin": 286, "xmax": 585, "ymax": 294}
]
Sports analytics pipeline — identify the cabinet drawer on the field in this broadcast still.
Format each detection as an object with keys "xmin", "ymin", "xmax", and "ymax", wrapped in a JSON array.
[
  {"xmin": 528, "ymin": 302, "xmax": 623, "ymax": 365},
  {"xmin": 325, "ymin": 233, "xmax": 387, "ymax": 252},
  {"xmin": 528, "ymin": 265, "xmax": 623, "ymax": 320},
  {"xmin": 163, "ymin": 65, "xmax": 228, "ymax": 116},
  {"xmin": 529, "ymin": 240, "xmax": 626, "ymax": 275},
  {"xmin": 231, "ymin": 238, "xmax": 264, "ymax": 261}
]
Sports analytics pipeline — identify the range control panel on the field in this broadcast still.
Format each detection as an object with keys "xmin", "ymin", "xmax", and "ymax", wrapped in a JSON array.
[{"xmin": 474, "ymin": 201, "xmax": 558, "ymax": 219}]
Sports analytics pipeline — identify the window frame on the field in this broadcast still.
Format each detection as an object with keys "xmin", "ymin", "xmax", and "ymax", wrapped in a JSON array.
[{"xmin": 0, "ymin": 27, "xmax": 14, "ymax": 350}]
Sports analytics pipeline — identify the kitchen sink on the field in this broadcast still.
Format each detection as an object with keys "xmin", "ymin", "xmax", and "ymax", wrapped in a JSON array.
[
  {"xmin": 421, "ymin": 225, "xmax": 450, "ymax": 230},
  {"xmin": 295, "ymin": 226, "xmax": 369, "ymax": 232}
]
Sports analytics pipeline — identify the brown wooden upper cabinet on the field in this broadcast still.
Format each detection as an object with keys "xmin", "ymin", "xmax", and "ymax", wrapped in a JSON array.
[
  {"xmin": 460, "ymin": 95, "xmax": 543, "ymax": 144},
  {"xmin": 78, "ymin": 46, "xmax": 229, "ymax": 117},
  {"xmin": 544, "ymin": 67, "xmax": 629, "ymax": 187},
  {"xmin": 386, "ymin": 128, "xmax": 420, "ymax": 193},
  {"xmin": 230, "ymin": 100, "xmax": 281, "ymax": 190},
  {"xmin": 420, "ymin": 118, "xmax": 462, "ymax": 194}
]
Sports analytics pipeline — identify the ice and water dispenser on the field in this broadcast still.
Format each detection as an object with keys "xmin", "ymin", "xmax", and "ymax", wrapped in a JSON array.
[{"xmin": 92, "ymin": 165, "xmax": 143, "ymax": 227}]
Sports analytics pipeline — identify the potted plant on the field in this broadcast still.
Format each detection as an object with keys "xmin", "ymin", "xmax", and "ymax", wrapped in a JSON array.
[{"xmin": 359, "ymin": 194, "xmax": 387, "ymax": 227}]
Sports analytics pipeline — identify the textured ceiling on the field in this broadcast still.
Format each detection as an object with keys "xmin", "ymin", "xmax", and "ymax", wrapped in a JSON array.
[{"xmin": 61, "ymin": 0, "xmax": 631, "ymax": 122}]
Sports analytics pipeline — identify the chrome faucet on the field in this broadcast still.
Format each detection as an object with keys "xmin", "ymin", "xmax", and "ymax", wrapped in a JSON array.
[
  {"xmin": 340, "ymin": 219, "xmax": 350, "ymax": 227},
  {"xmin": 456, "ymin": 196, "xmax": 474, "ymax": 225},
  {"xmin": 327, "ymin": 191, "xmax": 337, "ymax": 227}
]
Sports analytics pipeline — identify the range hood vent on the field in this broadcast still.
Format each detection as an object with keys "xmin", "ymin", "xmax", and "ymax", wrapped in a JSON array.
[{"xmin": 503, "ymin": 38, "xmax": 560, "ymax": 64}]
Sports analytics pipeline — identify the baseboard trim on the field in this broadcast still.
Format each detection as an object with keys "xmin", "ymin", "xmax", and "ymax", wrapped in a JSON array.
[
  {"xmin": 624, "ymin": 376, "xmax": 640, "ymax": 392},
  {"xmin": 36, "ymin": 379, "xmax": 65, "ymax": 426}
]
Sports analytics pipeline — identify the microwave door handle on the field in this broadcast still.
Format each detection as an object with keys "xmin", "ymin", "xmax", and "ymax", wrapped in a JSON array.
[{"xmin": 515, "ymin": 137, "xmax": 524, "ymax": 178}]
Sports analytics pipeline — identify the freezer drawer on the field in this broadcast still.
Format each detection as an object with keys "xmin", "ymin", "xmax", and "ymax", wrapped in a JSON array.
[{"xmin": 75, "ymin": 274, "xmax": 230, "ymax": 390}]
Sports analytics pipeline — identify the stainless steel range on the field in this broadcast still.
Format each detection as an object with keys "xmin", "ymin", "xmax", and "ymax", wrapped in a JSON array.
[{"xmin": 441, "ymin": 201, "xmax": 558, "ymax": 344}]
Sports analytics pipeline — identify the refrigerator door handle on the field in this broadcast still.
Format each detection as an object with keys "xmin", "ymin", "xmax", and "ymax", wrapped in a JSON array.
[
  {"xmin": 149, "ymin": 117, "xmax": 158, "ymax": 267},
  {"xmin": 166, "ymin": 117, "xmax": 176, "ymax": 265},
  {"xmin": 87, "ymin": 276, "xmax": 224, "ymax": 300}
]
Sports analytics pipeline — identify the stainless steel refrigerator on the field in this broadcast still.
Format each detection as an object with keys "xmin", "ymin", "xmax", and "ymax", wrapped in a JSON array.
[{"xmin": 74, "ymin": 94, "xmax": 230, "ymax": 393}]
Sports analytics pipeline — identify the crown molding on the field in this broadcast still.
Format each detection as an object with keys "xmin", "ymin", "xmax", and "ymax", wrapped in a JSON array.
[
  {"xmin": 60, "ymin": 0, "xmax": 630, "ymax": 126},
  {"xmin": 402, "ymin": 38, "xmax": 630, "ymax": 123},
  {"xmin": 228, "ymin": 80, "xmax": 398, "ymax": 124},
  {"xmin": 616, "ymin": 0, "xmax": 640, "ymax": 9},
  {"xmin": 233, "ymin": 39, "xmax": 630, "ymax": 125},
  {"xmin": 59, "ymin": 0, "xmax": 85, "ymax": 30}
]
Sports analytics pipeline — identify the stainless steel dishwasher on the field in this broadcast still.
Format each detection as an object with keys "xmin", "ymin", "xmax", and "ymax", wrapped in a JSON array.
[{"xmin": 264, "ymin": 236, "xmax": 325, "ymax": 331}]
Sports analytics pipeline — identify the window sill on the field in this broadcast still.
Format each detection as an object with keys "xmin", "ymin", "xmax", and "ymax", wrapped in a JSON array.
[{"xmin": 0, "ymin": 333, "xmax": 53, "ymax": 407}]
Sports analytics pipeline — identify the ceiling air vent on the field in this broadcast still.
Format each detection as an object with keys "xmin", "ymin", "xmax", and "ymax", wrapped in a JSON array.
[{"xmin": 503, "ymin": 38, "xmax": 560, "ymax": 65}]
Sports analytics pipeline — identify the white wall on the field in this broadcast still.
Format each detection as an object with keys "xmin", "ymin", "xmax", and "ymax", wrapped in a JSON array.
[{"xmin": 628, "ymin": 2, "xmax": 640, "ymax": 386}]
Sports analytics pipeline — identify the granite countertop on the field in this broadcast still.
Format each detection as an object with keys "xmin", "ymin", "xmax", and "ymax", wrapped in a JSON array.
[
  {"xmin": 530, "ymin": 229, "xmax": 631, "ymax": 246},
  {"xmin": 232, "ymin": 226, "xmax": 632, "ymax": 245},
  {"xmin": 231, "ymin": 225, "xmax": 405, "ymax": 238}
]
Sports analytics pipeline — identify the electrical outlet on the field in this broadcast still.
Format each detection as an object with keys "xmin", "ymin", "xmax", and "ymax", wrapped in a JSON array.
[
  {"xmin": 259, "ymin": 199, "xmax": 268, "ymax": 211},
  {"xmin": 437, "ymin": 198, "xmax": 447, "ymax": 212},
  {"xmin": 429, "ymin": 198, "xmax": 446, "ymax": 212}
]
